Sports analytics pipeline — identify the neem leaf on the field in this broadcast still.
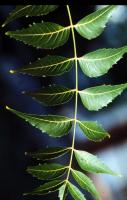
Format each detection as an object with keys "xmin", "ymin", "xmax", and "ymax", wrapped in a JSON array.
[
  {"xmin": 6, "ymin": 22, "xmax": 70, "ymax": 49},
  {"xmin": 77, "ymin": 120, "xmax": 110, "ymax": 141},
  {"xmin": 75, "ymin": 5, "xmax": 116, "ymax": 40},
  {"xmin": 74, "ymin": 150, "xmax": 120, "ymax": 175},
  {"xmin": 79, "ymin": 83, "xmax": 127, "ymax": 111},
  {"xmin": 26, "ymin": 147, "xmax": 71, "ymax": 160},
  {"xmin": 78, "ymin": 46, "xmax": 127, "ymax": 77},
  {"xmin": 2, "ymin": 5, "xmax": 58, "ymax": 27},
  {"xmin": 58, "ymin": 183, "xmax": 68, "ymax": 200},
  {"xmin": 6, "ymin": 106, "xmax": 73, "ymax": 137},
  {"xmin": 71, "ymin": 169, "xmax": 101, "ymax": 200},
  {"xmin": 11, "ymin": 55, "xmax": 74, "ymax": 77},
  {"xmin": 67, "ymin": 182, "xmax": 86, "ymax": 200},
  {"xmin": 24, "ymin": 85, "xmax": 75, "ymax": 106},
  {"xmin": 27, "ymin": 163, "xmax": 67, "ymax": 180}
]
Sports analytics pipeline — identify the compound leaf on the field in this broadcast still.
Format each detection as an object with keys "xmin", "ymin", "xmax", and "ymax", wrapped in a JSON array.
[
  {"xmin": 58, "ymin": 183, "xmax": 68, "ymax": 200},
  {"xmin": 2, "ymin": 5, "xmax": 58, "ymax": 27},
  {"xmin": 68, "ymin": 182, "xmax": 86, "ymax": 200},
  {"xmin": 6, "ymin": 22, "xmax": 70, "ymax": 49},
  {"xmin": 71, "ymin": 169, "xmax": 101, "ymax": 200},
  {"xmin": 75, "ymin": 5, "xmax": 116, "ymax": 40},
  {"xmin": 24, "ymin": 85, "xmax": 75, "ymax": 106},
  {"xmin": 24, "ymin": 180, "xmax": 64, "ymax": 196},
  {"xmin": 26, "ymin": 147, "xmax": 71, "ymax": 161},
  {"xmin": 27, "ymin": 163, "xmax": 67, "ymax": 180},
  {"xmin": 74, "ymin": 150, "xmax": 120, "ymax": 175},
  {"xmin": 77, "ymin": 120, "xmax": 110, "ymax": 141},
  {"xmin": 79, "ymin": 83, "xmax": 127, "ymax": 111},
  {"xmin": 78, "ymin": 46, "xmax": 127, "ymax": 77},
  {"xmin": 6, "ymin": 106, "xmax": 73, "ymax": 137},
  {"xmin": 11, "ymin": 55, "xmax": 74, "ymax": 77}
]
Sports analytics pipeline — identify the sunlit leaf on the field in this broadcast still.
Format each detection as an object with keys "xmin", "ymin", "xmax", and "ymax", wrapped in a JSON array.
[
  {"xmin": 58, "ymin": 183, "xmax": 68, "ymax": 200},
  {"xmin": 68, "ymin": 182, "xmax": 86, "ymax": 200}
]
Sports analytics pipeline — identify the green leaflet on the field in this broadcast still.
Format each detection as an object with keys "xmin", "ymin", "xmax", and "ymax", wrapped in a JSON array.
[
  {"xmin": 78, "ymin": 46, "xmax": 127, "ymax": 77},
  {"xmin": 74, "ymin": 150, "xmax": 120, "ymax": 175},
  {"xmin": 6, "ymin": 106, "xmax": 73, "ymax": 137},
  {"xmin": 58, "ymin": 184, "xmax": 68, "ymax": 200},
  {"xmin": 75, "ymin": 5, "xmax": 116, "ymax": 40},
  {"xmin": 10, "ymin": 55, "xmax": 74, "ymax": 77},
  {"xmin": 2, "ymin": 5, "xmax": 58, "ymax": 27},
  {"xmin": 67, "ymin": 182, "xmax": 86, "ymax": 200},
  {"xmin": 26, "ymin": 147, "xmax": 71, "ymax": 160},
  {"xmin": 79, "ymin": 83, "xmax": 127, "ymax": 111},
  {"xmin": 77, "ymin": 120, "xmax": 110, "ymax": 141},
  {"xmin": 71, "ymin": 169, "xmax": 101, "ymax": 200},
  {"xmin": 27, "ymin": 163, "xmax": 67, "ymax": 180},
  {"xmin": 24, "ymin": 85, "xmax": 75, "ymax": 106},
  {"xmin": 24, "ymin": 180, "xmax": 64, "ymax": 196},
  {"xmin": 6, "ymin": 22, "xmax": 70, "ymax": 49}
]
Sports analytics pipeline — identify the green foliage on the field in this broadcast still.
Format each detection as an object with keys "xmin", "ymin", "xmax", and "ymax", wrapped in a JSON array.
[{"xmin": 4, "ymin": 5, "xmax": 124, "ymax": 200}]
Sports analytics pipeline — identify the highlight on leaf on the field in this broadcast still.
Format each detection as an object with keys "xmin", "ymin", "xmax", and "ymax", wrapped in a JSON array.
[
  {"xmin": 6, "ymin": 106, "xmax": 73, "ymax": 137},
  {"xmin": 67, "ymin": 182, "xmax": 86, "ymax": 200},
  {"xmin": 78, "ymin": 46, "xmax": 127, "ymax": 77},
  {"xmin": 59, "ymin": 183, "xmax": 68, "ymax": 200},
  {"xmin": 5, "ymin": 22, "xmax": 70, "ymax": 49},
  {"xmin": 79, "ymin": 83, "xmax": 127, "ymax": 111},
  {"xmin": 24, "ymin": 85, "xmax": 75, "ymax": 106},
  {"xmin": 26, "ymin": 147, "xmax": 71, "ymax": 161},
  {"xmin": 2, "ymin": 5, "xmax": 59, "ymax": 27},
  {"xmin": 77, "ymin": 120, "xmax": 110, "ymax": 141},
  {"xmin": 75, "ymin": 5, "xmax": 116, "ymax": 40},
  {"xmin": 11, "ymin": 55, "xmax": 74, "ymax": 77}
]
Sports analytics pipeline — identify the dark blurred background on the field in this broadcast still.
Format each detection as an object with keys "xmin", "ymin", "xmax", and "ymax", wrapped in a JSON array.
[{"xmin": 0, "ymin": 5, "xmax": 127, "ymax": 200}]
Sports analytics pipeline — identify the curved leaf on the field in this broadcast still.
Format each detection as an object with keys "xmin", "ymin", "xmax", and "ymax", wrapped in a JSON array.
[
  {"xmin": 78, "ymin": 46, "xmax": 127, "ymax": 77},
  {"xmin": 58, "ymin": 183, "xmax": 68, "ymax": 200},
  {"xmin": 71, "ymin": 169, "xmax": 101, "ymax": 200},
  {"xmin": 6, "ymin": 106, "xmax": 73, "ymax": 137},
  {"xmin": 77, "ymin": 120, "xmax": 110, "ymax": 141},
  {"xmin": 79, "ymin": 83, "xmax": 127, "ymax": 111},
  {"xmin": 26, "ymin": 147, "xmax": 71, "ymax": 160},
  {"xmin": 6, "ymin": 22, "xmax": 70, "ymax": 49},
  {"xmin": 2, "ymin": 5, "xmax": 58, "ymax": 27},
  {"xmin": 24, "ymin": 85, "xmax": 75, "ymax": 106},
  {"xmin": 27, "ymin": 163, "xmax": 67, "ymax": 180},
  {"xmin": 74, "ymin": 150, "xmax": 120, "ymax": 175},
  {"xmin": 75, "ymin": 5, "xmax": 116, "ymax": 40},
  {"xmin": 11, "ymin": 55, "xmax": 74, "ymax": 77},
  {"xmin": 24, "ymin": 180, "xmax": 64, "ymax": 196},
  {"xmin": 67, "ymin": 182, "xmax": 86, "ymax": 200}
]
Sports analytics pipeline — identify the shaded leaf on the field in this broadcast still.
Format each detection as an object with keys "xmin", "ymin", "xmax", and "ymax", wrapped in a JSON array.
[
  {"xmin": 6, "ymin": 106, "xmax": 73, "ymax": 137},
  {"xmin": 11, "ymin": 55, "xmax": 74, "ymax": 77},
  {"xmin": 78, "ymin": 46, "xmax": 127, "ymax": 77},
  {"xmin": 68, "ymin": 182, "xmax": 86, "ymax": 200},
  {"xmin": 79, "ymin": 83, "xmax": 127, "ymax": 111},
  {"xmin": 77, "ymin": 120, "xmax": 110, "ymax": 141},
  {"xmin": 58, "ymin": 183, "xmax": 68, "ymax": 200},
  {"xmin": 74, "ymin": 150, "xmax": 120, "ymax": 175},
  {"xmin": 27, "ymin": 163, "xmax": 67, "ymax": 180},
  {"xmin": 2, "ymin": 5, "xmax": 58, "ymax": 27},
  {"xmin": 75, "ymin": 5, "xmax": 116, "ymax": 40},
  {"xmin": 6, "ymin": 22, "xmax": 70, "ymax": 49},
  {"xmin": 24, "ymin": 85, "xmax": 75, "ymax": 106},
  {"xmin": 71, "ymin": 169, "xmax": 101, "ymax": 200},
  {"xmin": 24, "ymin": 180, "xmax": 64, "ymax": 195},
  {"xmin": 26, "ymin": 147, "xmax": 70, "ymax": 160}
]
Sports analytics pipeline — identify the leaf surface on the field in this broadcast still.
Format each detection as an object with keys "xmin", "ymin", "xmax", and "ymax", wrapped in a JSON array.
[
  {"xmin": 71, "ymin": 169, "xmax": 101, "ymax": 200},
  {"xmin": 6, "ymin": 22, "xmax": 70, "ymax": 49},
  {"xmin": 27, "ymin": 163, "xmax": 67, "ymax": 180},
  {"xmin": 12, "ymin": 55, "xmax": 74, "ymax": 77},
  {"xmin": 79, "ymin": 83, "xmax": 127, "ymax": 111},
  {"xmin": 24, "ymin": 85, "xmax": 75, "ymax": 106},
  {"xmin": 78, "ymin": 46, "xmax": 127, "ymax": 77},
  {"xmin": 26, "ymin": 147, "xmax": 70, "ymax": 160},
  {"xmin": 75, "ymin": 5, "xmax": 116, "ymax": 40},
  {"xmin": 74, "ymin": 150, "xmax": 119, "ymax": 175},
  {"xmin": 2, "ymin": 5, "xmax": 58, "ymax": 27},
  {"xmin": 6, "ymin": 106, "xmax": 73, "ymax": 137},
  {"xmin": 58, "ymin": 183, "xmax": 68, "ymax": 200},
  {"xmin": 68, "ymin": 182, "xmax": 86, "ymax": 200},
  {"xmin": 78, "ymin": 120, "xmax": 110, "ymax": 141}
]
